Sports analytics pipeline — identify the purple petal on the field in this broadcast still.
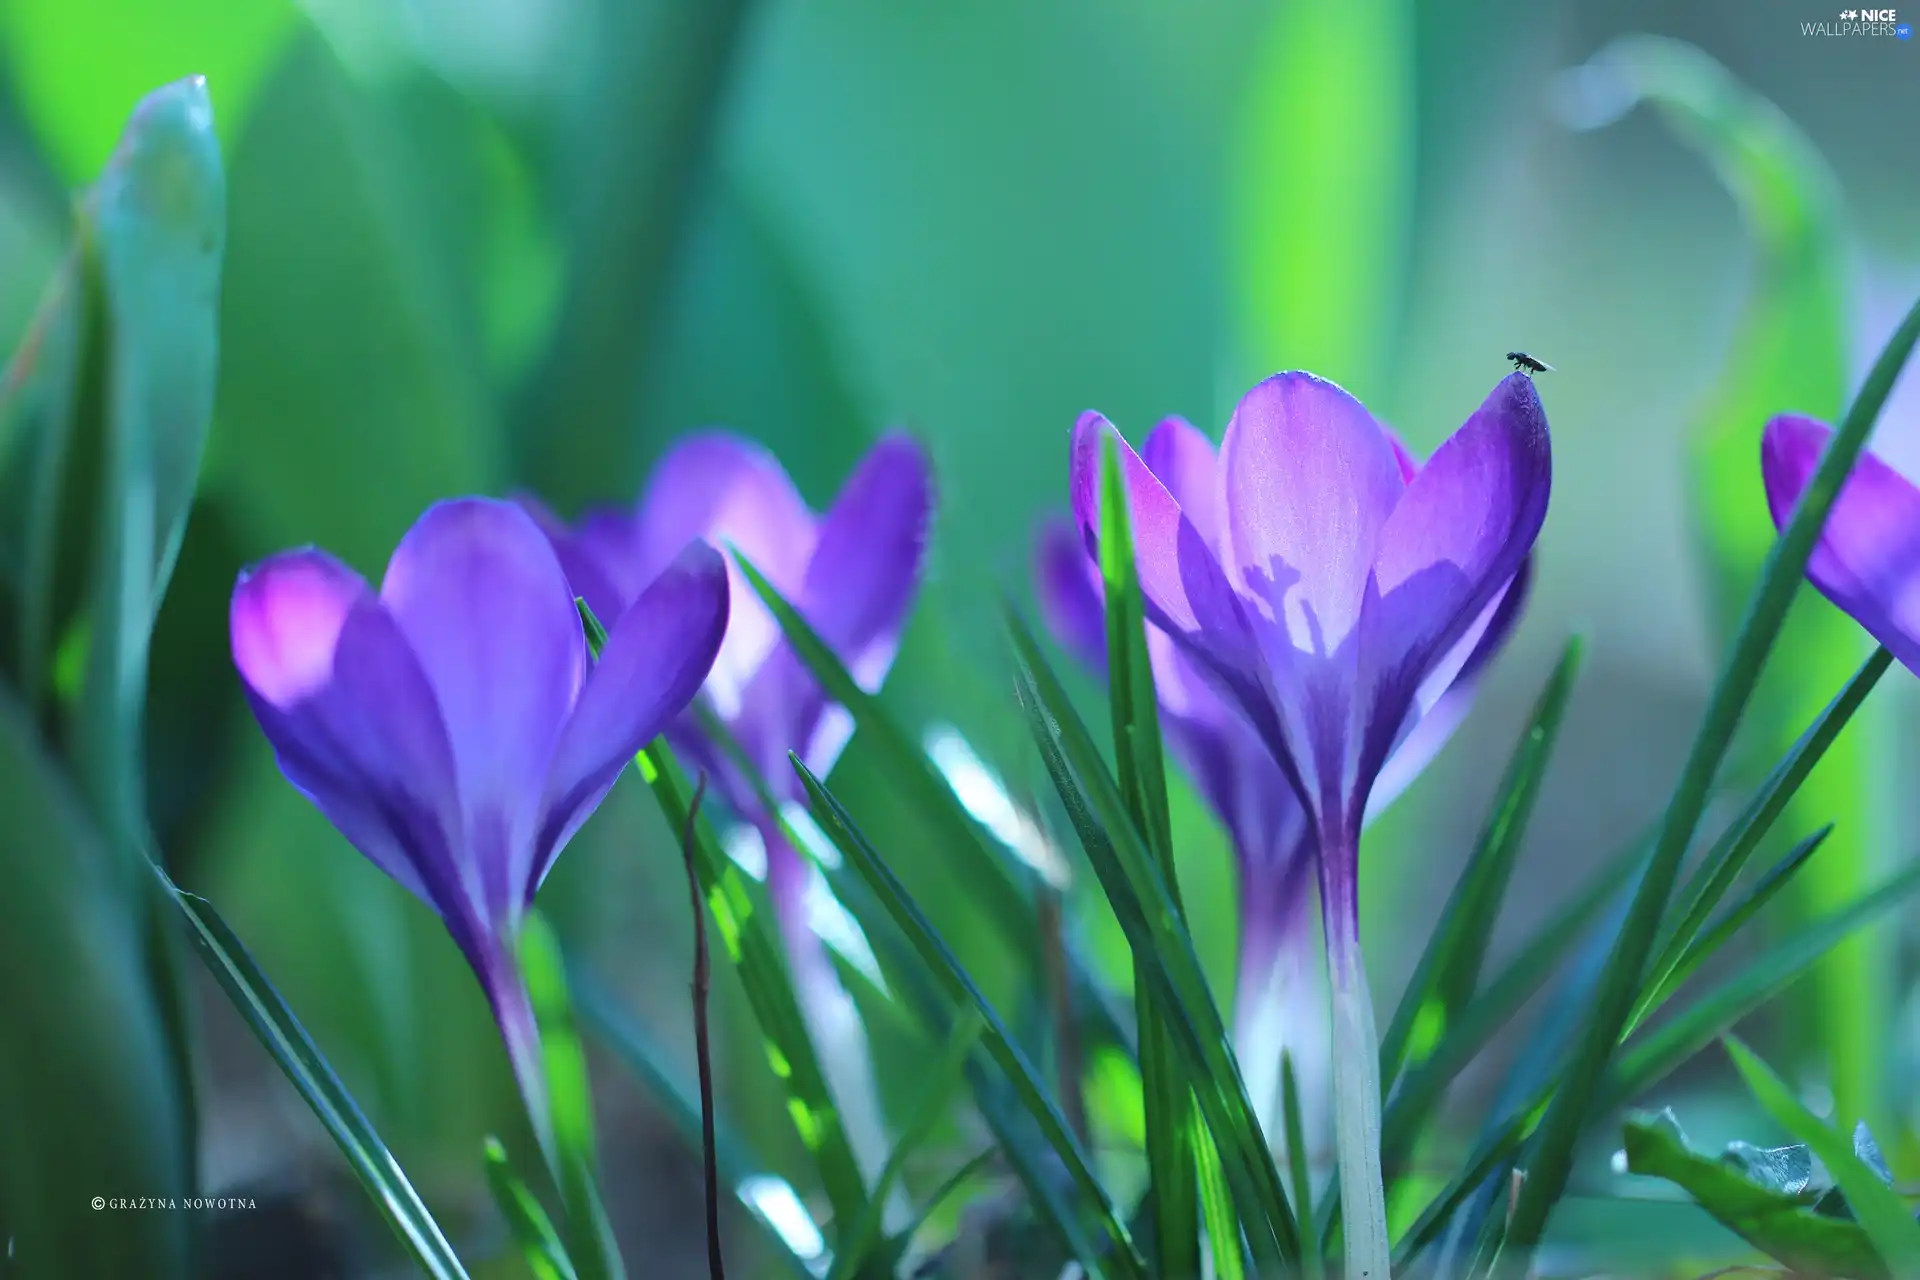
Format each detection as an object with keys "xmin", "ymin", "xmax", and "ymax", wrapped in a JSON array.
[
  {"xmin": 516, "ymin": 492, "xmax": 638, "ymax": 627},
  {"xmin": 231, "ymin": 550, "xmax": 486, "ymax": 957},
  {"xmin": 1141, "ymin": 417, "xmax": 1223, "ymax": 550},
  {"xmin": 379, "ymin": 498, "xmax": 587, "ymax": 920},
  {"xmin": 1033, "ymin": 516, "xmax": 1108, "ymax": 670},
  {"xmin": 1219, "ymin": 372, "xmax": 1405, "ymax": 658},
  {"xmin": 1383, "ymin": 428, "xmax": 1421, "ymax": 484},
  {"xmin": 1354, "ymin": 373, "xmax": 1551, "ymax": 809},
  {"xmin": 636, "ymin": 432, "xmax": 819, "ymax": 719},
  {"xmin": 531, "ymin": 540, "xmax": 732, "ymax": 895},
  {"xmin": 1763, "ymin": 414, "xmax": 1920, "ymax": 672}
]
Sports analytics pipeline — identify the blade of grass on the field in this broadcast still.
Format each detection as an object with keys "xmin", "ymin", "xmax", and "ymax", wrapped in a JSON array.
[
  {"xmin": 1008, "ymin": 614, "xmax": 1300, "ymax": 1267},
  {"xmin": 483, "ymin": 1137, "xmax": 578, "ymax": 1280},
  {"xmin": 567, "ymin": 965, "xmax": 816, "ymax": 1279},
  {"xmin": 1196, "ymin": 1119, "xmax": 1249, "ymax": 1280},
  {"xmin": 518, "ymin": 913, "xmax": 625, "ymax": 1280},
  {"xmin": 1098, "ymin": 432, "xmax": 1200, "ymax": 1278},
  {"xmin": 1282, "ymin": 1054, "xmax": 1324, "ymax": 1280},
  {"xmin": 1646, "ymin": 646, "xmax": 1891, "ymax": 1008},
  {"xmin": 1638, "ymin": 824, "xmax": 1832, "ymax": 1018},
  {"xmin": 1502, "ymin": 289, "xmax": 1920, "ymax": 1258},
  {"xmin": 674, "ymin": 772, "xmax": 727, "ymax": 1280},
  {"xmin": 795, "ymin": 757, "xmax": 1147, "ymax": 1280},
  {"xmin": 150, "ymin": 866, "xmax": 469, "ymax": 1279},
  {"xmin": 1724, "ymin": 1035, "xmax": 1920, "ymax": 1272},
  {"xmin": 830, "ymin": 1010, "xmax": 984, "ymax": 1280},
  {"xmin": 1379, "ymin": 633, "xmax": 1586, "ymax": 1096},
  {"xmin": 1394, "ymin": 855, "xmax": 1920, "ymax": 1265}
]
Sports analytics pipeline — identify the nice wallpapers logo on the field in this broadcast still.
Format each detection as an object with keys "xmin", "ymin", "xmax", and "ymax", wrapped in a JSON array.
[{"xmin": 1805, "ymin": 7, "xmax": 1913, "ymax": 35}]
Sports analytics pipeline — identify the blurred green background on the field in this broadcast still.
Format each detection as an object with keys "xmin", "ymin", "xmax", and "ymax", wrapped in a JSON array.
[{"xmin": 2, "ymin": 0, "xmax": 1918, "ymax": 1274}]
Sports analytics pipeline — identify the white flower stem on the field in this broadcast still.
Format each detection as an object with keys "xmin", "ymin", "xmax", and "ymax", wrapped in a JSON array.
[{"xmin": 1321, "ymin": 838, "xmax": 1389, "ymax": 1280}]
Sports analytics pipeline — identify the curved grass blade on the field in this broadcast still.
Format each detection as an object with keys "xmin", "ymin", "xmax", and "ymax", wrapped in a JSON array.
[
  {"xmin": 1281, "ymin": 1055, "xmax": 1323, "ymax": 1280},
  {"xmin": 1645, "ymin": 646, "xmax": 1891, "ymax": 1012},
  {"xmin": 1724, "ymin": 1036, "xmax": 1920, "ymax": 1272},
  {"xmin": 1008, "ymin": 614, "xmax": 1300, "ymax": 1268},
  {"xmin": 1379, "ymin": 632, "xmax": 1586, "ymax": 1097},
  {"xmin": 150, "ymin": 866, "xmax": 469, "ymax": 1279},
  {"xmin": 1501, "ymin": 288, "xmax": 1920, "ymax": 1258},
  {"xmin": 796, "ymin": 758, "xmax": 1147, "ymax": 1280},
  {"xmin": 1563, "ymin": 28, "xmax": 1878, "ymax": 1130},
  {"xmin": 830, "ymin": 1009, "xmax": 983, "ymax": 1280},
  {"xmin": 1097, "ymin": 433, "xmax": 1200, "ymax": 1278},
  {"xmin": 1394, "ymin": 856, "xmax": 1920, "ymax": 1265},
  {"xmin": 483, "ymin": 1137, "xmax": 578, "ymax": 1280},
  {"xmin": 568, "ymin": 965, "xmax": 816, "ymax": 1279},
  {"xmin": 519, "ymin": 913, "xmax": 624, "ymax": 1280},
  {"xmin": 1638, "ymin": 824, "xmax": 1832, "ymax": 1019}
]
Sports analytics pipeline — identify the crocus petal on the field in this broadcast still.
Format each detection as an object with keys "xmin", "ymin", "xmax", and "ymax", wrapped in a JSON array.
[
  {"xmin": 1142, "ymin": 416, "xmax": 1224, "ymax": 550},
  {"xmin": 1034, "ymin": 517, "xmax": 1108, "ymax": 670},
  {"xmin": 1384, "ymin": 429, "xmax": 1421, "ymax": 485},
  {"xmin": 380, "ymin": 498, "xmax": 587, "ymax": 920},
  {"xmin": 1356, "ymin": 373, "xmax": 1551, "ymax": 805},
  {"xmin": 1219, "ymin": 372, "xmax": 1405, "ymax": 658},
  {"xmin": 516, "ymin": 493, "xmax": 639, "ymax": 627},
  {"xmin": 231, "ymin": 550, "xmax": 478, "ymax": 945},
  {"xmin": 637, "ymin": 432, "xmax": 819, "ymax": 718},
  {"xmin": 530, "ymin": 540, "xmax": 732, "ymax": 895},
  {"xmin": 1762, "ymin": 414, "xmax": 1920, "ymax": 673}
]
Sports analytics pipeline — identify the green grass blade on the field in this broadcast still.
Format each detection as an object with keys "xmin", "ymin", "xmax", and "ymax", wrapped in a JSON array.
[
  {"xmin": 1196, "ymin": 1118, "xmax": 1249, "ymax": 1280},
  {"xmin": 568, "ymin": 966, "xmax": 816, "ymax": 1278},
  {"xmin": 1379, "ymin": 633, "xmax": 1586, "ymax": 1096},
  {"xmin": 1007, "ymin": 612, "xmax": 1300, "ymax": 1267},
  {"xmin": 830, "ymin": 1010, "xmax": 983, "ymax": 1280},
  {"xmin": 1281, "ymin": 1055, "xmax": 1323, "ymax": 1280},
  {"xmin": 1637, "ymin": 824, "xmax": 1832, "ymax": 1020},
  {"xmin": 1647, "ymin": 646, "xmax": 1891, "ymax": 1004},
  {"xmin": 1098, "ymin": 428, "xmax": 1200, "ymax": 1278},
  {"xmin": 795, "ymin": 757, "xmax": 1147, "ymax": 1280},
  {"xmin": 1724, "ymin": 1036, "xmax": 1920, "ymax": 1273},
  {"xmin": 1393, "ymin": 856, "xmax": 1920, "ymax": 1265},
  {"xmin": 483, "ymin": 1137, "xmax": 578, "ymax": 1280},
  {"xmin": 639, "ymin": 736, "xmax": 876, "ymax": 1238},
  {"xmin": 1502, "ymin": 289, "xmax": 1920, "ymax": 1258},
  {"xmin": 888, "ymin": 1148, "xmax": 998, "ymax": 1254},
  {"xmin": 149, "ymin": 866, "xmax": 469, "ymax": 1279},
  {"xmin": 519, "ymin": 913, "xmax": 625, "ymax": 1280}
]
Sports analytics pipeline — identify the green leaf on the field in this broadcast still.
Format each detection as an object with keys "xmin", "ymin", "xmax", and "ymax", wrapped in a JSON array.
[
  {"xmin": 483, "ymin": 1137, "xmax": 578, "ymax": 1280},
  {"xmin": 632, "ymin": 734, "xmax": 875, "ymax": 1241},
  {"xmin": 795, "ymin": 757, "xmax": 1147, "ymax": 1280},
  {"xmin": 519, "ymin": 912, "xmax": 624, "ymax": 1280},
  {"xmin": 1229, "ymin": 0, "xmax": 1412, "ymax": 398},
  {"xmin": 1196, "ymin": 1118, "xmax": 1250, "ymax": 1280},
  {"xmin": 1393, "ymin": 855, "xmax": 1920, "ymax": 1265},
  {"xmin": 512, "ymin": 0, "xmax": 755, "ymax": 508},
  {"xmin": 149, "ymin": 862, "xmax": 469, "ymax": 1278},
  {"xmin": 1281, "ymin": 1055, "xmax": 1323, "ymax": 1280},
  {"xmin": 1622, "ymin": 1109, "xmax": 1885, "ymax": 1280},
  {"xmin": 1378, "ymin": 632, "xmax": 1586, "ymax": 1099},
  {"xmin": 1724, "ymin": 1037, "xmax": 1920, "ymax": 1274},
  {"xmin": 0, "ymin": 0, "xmax": 293, "ymax": 181},
  {"xmin": 1643, "ymin": 645, "xmax": 1892, "ymax": 1016},
  {"xmin": 1098, "ymin": 431, "xmax": 1200, "ymax": 1278},
  {"xmin": 830, "ymin": 1009, "xmax": 983, "ymax": 1280},
  {"xmin": 0, "ymin": 684, "xmax": 190, "ymax": 1278},
  {"xmin": 1567, "ymin": 31, "xmax": 1880, "ymax": 1125},
  {"xmin": 1501, "ymin": 287, "xmax": 1920, "ymax": 1258},
  {"xmin": 1007, "ymin": 613, "xmax": 1300, "ymax": 1268}
]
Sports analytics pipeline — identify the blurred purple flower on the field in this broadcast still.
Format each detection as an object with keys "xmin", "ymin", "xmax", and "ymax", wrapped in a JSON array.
[
  {"xmin": 230, "ymin": 498, "xmax": 730, "ymax": 1146},
  {"xmin": 1763, "ymin": 414, "xmax": 1920, "ymax": 672},
  {"xmin": 1068, "ymin": 372, "xmax": 1550, "ymax": 1274},
  {"xmin": 1035, "ymin": 419, "xmax": 1528, "ymax": 1157}
]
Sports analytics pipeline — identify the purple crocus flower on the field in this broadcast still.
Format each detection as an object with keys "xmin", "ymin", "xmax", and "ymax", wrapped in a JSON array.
[
  {"xmin": 530, "ymin": 432, "xmax": 933, "ymax": 1194},
  {"xmin": 1762, "ymin": 414, "xmax": 1920, "ymax": 671},
  {"xmin": 1069, "ymin": 372, "xmax": 1551, "ymax": 1277},
  {"xmin": 230, "ymin": 498, "xmax": 730, "ymax": 1148},
  {"xmin": 1035, "ymin": 419, "xmax": 1529, "ymax": 1162}
]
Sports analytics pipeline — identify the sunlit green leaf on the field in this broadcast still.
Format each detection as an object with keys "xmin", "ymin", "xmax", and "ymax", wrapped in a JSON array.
[{"xmin": 483, "ymin": 1137, "xmax": 577, "ymax": 1280}]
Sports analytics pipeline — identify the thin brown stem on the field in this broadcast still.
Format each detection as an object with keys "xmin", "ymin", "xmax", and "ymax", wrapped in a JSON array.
[{"xmin": 679, "ymin": 772, "xmax": 725, "ymax": 1280}]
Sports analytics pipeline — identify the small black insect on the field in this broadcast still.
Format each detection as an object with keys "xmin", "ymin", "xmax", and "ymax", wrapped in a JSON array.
[{"xmin": 1506, "ymin": 351, "xmax": 1553, "ymax": 375}]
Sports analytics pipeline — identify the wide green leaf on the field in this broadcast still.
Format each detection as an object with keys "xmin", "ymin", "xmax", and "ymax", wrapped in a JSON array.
[
  {"xmin": 1725, "ymin": 1037, "xmax": 1920, "ymax": 1275},
  {"xmin": 482, "ymin": 1137, "xmax": 577, "ymax": 1280},
  {"xmin": 1566, "ymin": 31, "xmax": 1881, "ymax": 1122},
  {"xmin": 1502, "ymin": 287, "xmax": 1920, "ymax": 1258},
  {"xmin": 1623, "ymin": 1108, "xmax": 1886, "ymax": 1280}
]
